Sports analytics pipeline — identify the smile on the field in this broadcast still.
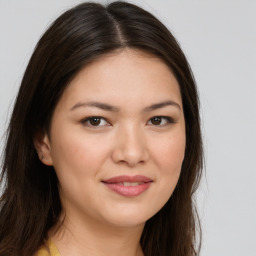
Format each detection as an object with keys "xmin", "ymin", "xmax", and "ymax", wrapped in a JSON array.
[
  {"xmin": 102, "ymin": 175, "xmax": 153, "ymax": 197},
  {"xmin": 117, "ymin": 182, "xmax": 144, "ymax": 186}
]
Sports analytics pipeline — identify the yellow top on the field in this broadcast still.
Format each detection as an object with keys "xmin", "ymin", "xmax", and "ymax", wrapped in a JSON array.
[{"xmin": 35, "ymin": 240, "xmax": 61, "ymax": 256}]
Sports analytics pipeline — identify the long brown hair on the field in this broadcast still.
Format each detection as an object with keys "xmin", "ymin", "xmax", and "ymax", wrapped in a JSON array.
[{"xmin": 0, "ymin": 2, "xmax": 203, "ymax": 255}]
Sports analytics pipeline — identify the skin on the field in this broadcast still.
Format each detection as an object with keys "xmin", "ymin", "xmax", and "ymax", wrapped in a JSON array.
[{"xmin": 35, "ymin": 49, "xmax": 186, "ymax": 256}]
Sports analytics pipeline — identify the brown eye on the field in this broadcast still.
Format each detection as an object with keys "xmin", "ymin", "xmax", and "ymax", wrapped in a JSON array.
[
  {"xmin": 148, "ymin": 116, "xmax": 174, "ymax": 126},
  {"xmin": 89, "ymin": 117, "xmax": 101, "ymax": 126},
  {"xmin": 81, "ymin": 117, "xmax": 110, "ymax": 127},
  {"xmin": 151, "ymin": 117, "xmax": 162, "ymax": 125}
]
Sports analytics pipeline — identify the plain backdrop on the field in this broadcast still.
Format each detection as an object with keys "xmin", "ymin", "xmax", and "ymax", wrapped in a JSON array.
[{"xmin": 0, "ymin": 1, "xmax": 255, "ymax": 255}]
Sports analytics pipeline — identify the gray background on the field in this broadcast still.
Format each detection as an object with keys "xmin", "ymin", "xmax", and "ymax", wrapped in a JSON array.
[{"xmin": 0, "ymin": 1, "xmax": 255, "ymax": 255}]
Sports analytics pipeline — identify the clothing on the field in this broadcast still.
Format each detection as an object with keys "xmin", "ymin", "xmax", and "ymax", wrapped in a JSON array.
[{"xmin": 35, "ymin": 240, "xmax": 61, "ymax": 256}]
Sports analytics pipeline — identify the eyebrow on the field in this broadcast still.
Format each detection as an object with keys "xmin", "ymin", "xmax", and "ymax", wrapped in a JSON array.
[
  {"xmin": 70, "ymin": 101, "xmax": 119, "ymax": 112},
  {"xmin": 70, "ymin": 100, "xmax": 181, "ymax": 112},
  {"xmin": 143, "ymin": 100, "xmax": 181, "ymax": 112}
]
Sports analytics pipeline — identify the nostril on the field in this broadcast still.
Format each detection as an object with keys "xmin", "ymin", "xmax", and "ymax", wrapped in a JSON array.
[{"xmin": 111, "ymin": 133, "xmax": 149, "ymax": 166}]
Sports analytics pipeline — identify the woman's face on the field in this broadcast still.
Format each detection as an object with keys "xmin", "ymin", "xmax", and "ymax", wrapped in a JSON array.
[{"xmin": 38, "ymin": 49, "xmax": 186, "ymax": 228}]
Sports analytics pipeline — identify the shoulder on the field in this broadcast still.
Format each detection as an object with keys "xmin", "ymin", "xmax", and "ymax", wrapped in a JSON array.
[
  {"xmin": 34, "ymin": 240, "xmax": 61, "ymax": 256},
  {"xmin": 35, "ymin": 246, "xmax": 50, "ymax": 256}
]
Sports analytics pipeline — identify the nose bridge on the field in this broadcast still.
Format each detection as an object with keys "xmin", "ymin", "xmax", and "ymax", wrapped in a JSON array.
[{"xmin": 112, "ymin": 122, "xmax": 149, "ymax": 166}]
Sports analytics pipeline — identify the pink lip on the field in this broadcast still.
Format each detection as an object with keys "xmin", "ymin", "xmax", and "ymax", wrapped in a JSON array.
[{"xmin": 102, "ymin": 175, "xmax": 153, "ymax": 197}]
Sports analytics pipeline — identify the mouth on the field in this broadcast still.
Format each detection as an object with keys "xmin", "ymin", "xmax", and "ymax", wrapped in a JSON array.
[
  {"xmin": 112, "ymin": 181, "xmax": 147, "ymax": 186},
  {"xmin": 102, "ymin": 175, "xmax": 153, "ymax": 197}
]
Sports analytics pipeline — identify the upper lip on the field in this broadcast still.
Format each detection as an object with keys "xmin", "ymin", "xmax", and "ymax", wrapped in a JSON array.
[{"xmin": 102, "ymin": 175, "xmax": 152, "ymax": 184}]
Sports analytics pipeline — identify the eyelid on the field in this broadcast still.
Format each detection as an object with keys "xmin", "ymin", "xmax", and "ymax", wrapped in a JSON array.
[
  {"xmin": 81, "ymin": 116, "xmax": 111, "ymax": 127},
  {"xmin": 147, "ymin": 116, "xmax": 175, "ymax": 126},
  {"xmin": 80, "ymin": 115, "xmax": 175, "ymax": 127}
]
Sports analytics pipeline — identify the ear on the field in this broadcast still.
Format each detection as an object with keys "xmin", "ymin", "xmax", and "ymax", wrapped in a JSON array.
[{"xmin": 33, "ymin": 130, "xmax": 53, "ymax": 166}]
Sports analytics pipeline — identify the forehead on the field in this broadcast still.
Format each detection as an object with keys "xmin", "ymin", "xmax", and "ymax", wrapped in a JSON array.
[{"xmin": 57, "ymin": 49, "xmax": 182, "ymax": 111}]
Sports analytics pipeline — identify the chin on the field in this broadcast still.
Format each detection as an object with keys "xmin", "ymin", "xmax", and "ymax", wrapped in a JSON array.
[
  {"xmin": 107, "ymin": 216, "xmax": 146, "ymax": 229},
  {"xmin": 100, "ymin": 206, "xmax": 156, "ymax": 228}
]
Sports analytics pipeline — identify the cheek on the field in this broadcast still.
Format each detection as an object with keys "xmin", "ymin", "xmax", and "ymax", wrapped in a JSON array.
[
  {"xmin": 152, "ymin": 133, "xmax": 185, "ymax": 171},
  {"xmin": 49, "ymin": 132, "xmax": 111, "ymax": 208},
  {"xmin": 150, "ymin": 131, "xmax": 185, "ymax": 193},
  {"xmin": 50, "ymin": 131, "xmax": 110, "ymax": 180},
  {"xmin": 142, "ymin": 132, "xmax": 185, "ymax": 218}
]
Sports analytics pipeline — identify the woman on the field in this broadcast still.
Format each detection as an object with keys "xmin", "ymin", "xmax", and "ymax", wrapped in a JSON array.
[{"xmin": 0, "ymin": 1, "xmax": 203, "ymax": 256}]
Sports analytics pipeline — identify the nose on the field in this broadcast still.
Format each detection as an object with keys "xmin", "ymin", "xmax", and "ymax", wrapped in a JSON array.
[{"xmin": 111, "ymin": 124, "xmax": 149, "ymax": 167}]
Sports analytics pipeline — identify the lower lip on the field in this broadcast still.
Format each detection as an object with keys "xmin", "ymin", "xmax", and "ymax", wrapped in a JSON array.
[{"xmin": 103, "ymin": 182, "xmax": 151, "ymax": 197}]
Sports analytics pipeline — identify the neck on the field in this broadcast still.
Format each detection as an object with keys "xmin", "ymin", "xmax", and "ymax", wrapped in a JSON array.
[{"xmin": 50, "ymin": 212, "xmax": 145, "ymax": 256}]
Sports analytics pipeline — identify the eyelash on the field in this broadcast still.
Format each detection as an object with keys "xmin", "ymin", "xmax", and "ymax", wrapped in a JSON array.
[
  {"xmin": 81, "ymin": 116, "xmax": 111, "ymax": 127},
  {"xmin": 148, "ymin": 116, "xmax": 175, "ymax": 126},
  {"xmin": 81, "ymin": 116, "xmax": 175, "ymax": 127}
]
